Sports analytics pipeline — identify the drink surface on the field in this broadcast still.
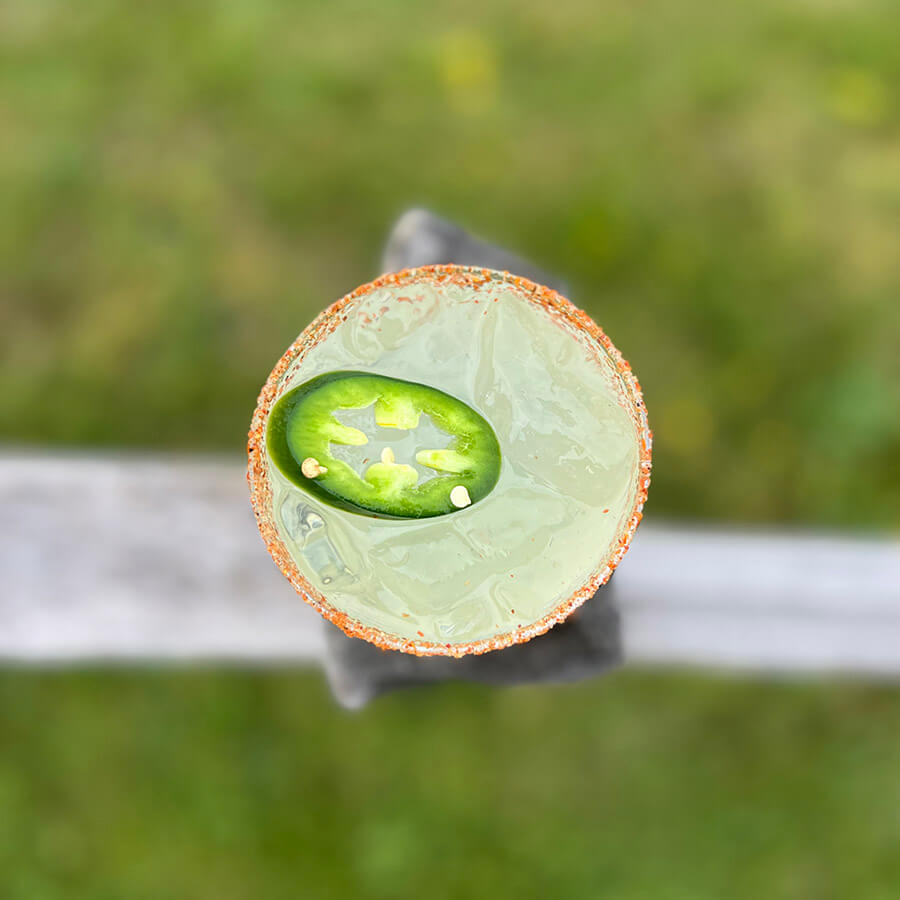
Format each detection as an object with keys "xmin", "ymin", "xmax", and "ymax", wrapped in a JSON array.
[{"xmin": 263, "ymin": 275, "xmax": 642, "ymax": 647}]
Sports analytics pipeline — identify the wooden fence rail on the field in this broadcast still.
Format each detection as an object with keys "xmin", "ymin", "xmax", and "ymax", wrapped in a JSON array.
[{"xmin": 4, "ymin": 449, "xmax": 899, "ymax": 679}]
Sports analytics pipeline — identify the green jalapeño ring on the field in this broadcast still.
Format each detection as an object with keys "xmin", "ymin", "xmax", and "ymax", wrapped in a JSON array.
[
  {"xmin": 248, "ymin": 265, "xmax": 651, "ymax": 657},
  {"xmin": 267, "ymin": 371, "xmax": 502, "ymax": 519}
]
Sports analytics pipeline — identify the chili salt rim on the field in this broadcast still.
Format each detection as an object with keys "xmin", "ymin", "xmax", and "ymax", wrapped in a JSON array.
[{"xmin": 247, "ymin": 264, "xmax": 652, "ymax": 657}]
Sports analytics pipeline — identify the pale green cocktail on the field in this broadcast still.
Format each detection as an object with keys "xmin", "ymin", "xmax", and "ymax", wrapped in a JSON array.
[{"xmin": 248, "ymin": 265, "xmax": 650, "ymax": 656}]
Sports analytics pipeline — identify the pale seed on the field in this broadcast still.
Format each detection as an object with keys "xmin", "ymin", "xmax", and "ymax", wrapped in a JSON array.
[
  {"xmin": 450, "ymin": 485, "xmax": 471, "ymax": 508},
  {"xmin": 301, "ymin": 457, "xmax": 327, "ymax": 478}
]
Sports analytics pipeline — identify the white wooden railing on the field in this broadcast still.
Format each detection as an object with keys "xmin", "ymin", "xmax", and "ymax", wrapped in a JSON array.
[{"xmin": 4, "ymin": 448, "xmax": 898, "ymax": 675}]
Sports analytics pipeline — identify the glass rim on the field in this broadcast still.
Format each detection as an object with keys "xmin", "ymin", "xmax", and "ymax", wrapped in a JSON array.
[{"xmin": 248, "ymin": 264, "xmax": 652, "ymax": 657}]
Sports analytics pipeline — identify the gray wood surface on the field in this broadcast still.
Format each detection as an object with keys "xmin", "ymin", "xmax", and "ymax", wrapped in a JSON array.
[
  {"xmin": 3, "ymin": 449, "xmax": 899, "ymax": 676},
  {"xmin": 1, "ymin": 449, "xmax": 324, "ymax": 662}
]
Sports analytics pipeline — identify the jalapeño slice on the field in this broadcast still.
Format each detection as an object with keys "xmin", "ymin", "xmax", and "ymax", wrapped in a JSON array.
[{"xmin": 267, "ymin": 371, "xmax": 501, "ymax": 519}]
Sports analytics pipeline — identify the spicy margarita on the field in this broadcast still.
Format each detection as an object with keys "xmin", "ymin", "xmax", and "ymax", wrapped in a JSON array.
[{"xmin": 248, "ymin": 265, "xmax": 651, "ymax": 656}]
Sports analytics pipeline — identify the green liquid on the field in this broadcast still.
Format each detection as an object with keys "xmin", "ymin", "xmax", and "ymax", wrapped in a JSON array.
[{"xmin": 266, "ymin": 278, "xmax": 641, "ymax": 646}]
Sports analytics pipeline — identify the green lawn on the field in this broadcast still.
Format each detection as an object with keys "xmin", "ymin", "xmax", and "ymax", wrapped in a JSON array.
[
  {"xmin": 2, "ymin": 670, "xmax": 899, "ymax": 900},
  {"xmin": 1, "ymin": 1, "xmax": 899, "ymax": 896},
  {"xmin": 2, "ymin": 0, "xmax": 898, "ymax": 526}
]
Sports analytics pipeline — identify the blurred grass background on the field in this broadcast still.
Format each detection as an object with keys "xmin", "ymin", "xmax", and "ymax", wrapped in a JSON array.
[
  {"xmin": 3, "ymin": 672, "xmax": 899, "ymax": 899},
  {"xmin": 1, "ymin": 1, "xmax": 898, "ymax": 897}
]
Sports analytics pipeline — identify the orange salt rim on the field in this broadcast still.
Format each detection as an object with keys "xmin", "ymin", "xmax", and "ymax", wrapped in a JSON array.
[{"xmin": 247, "ymin": 264, "xmax": 652, "ymax": 657}]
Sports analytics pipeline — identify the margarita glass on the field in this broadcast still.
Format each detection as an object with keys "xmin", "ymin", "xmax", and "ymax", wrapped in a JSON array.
[{"xmin": 248, "ymin": 265, "xmax": 650, "ymax": 656}]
